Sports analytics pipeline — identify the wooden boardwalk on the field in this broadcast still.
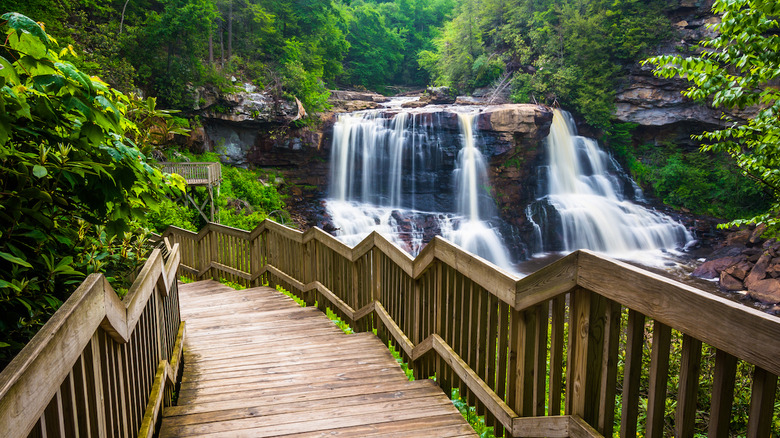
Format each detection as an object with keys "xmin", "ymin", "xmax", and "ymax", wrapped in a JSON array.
[{"xmin": 159, "ymin": 280, "xmax": 476, "ymax": 437}]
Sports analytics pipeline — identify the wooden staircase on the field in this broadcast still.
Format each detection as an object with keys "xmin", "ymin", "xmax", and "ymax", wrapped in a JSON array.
[{"xmin": 159, "ymin": 280, "xmax": 476, "ymax": 437}]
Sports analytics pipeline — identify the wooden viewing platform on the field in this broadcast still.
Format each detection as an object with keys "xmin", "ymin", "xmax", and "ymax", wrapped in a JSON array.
[
  {"xmin": 159, "ymin": 162, "xmax": 222, "ymax": 223},
  {"xmin": 160, "ymin": 280, "xmax": 475, "ymax": 437}
]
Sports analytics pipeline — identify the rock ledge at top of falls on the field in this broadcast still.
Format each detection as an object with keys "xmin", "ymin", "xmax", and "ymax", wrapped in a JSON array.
[
  {"xmin": 476, "ymin": 104, "xmax": 553, "ymax": 138},
  {"xmin": 328, "ymin": 90, "xmax": 388, "ymax": 113},
  {"xmin": 192, "ymin": 83, "xmax": 303, "ymax": 125}
]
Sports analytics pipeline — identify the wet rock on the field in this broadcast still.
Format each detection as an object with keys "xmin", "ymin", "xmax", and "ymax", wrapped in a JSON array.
[
  {"xmin": 719, "ymin": 271, "xmax": 744, "ymax": 291},
  {"xmin": 724, "ymin": 261, "xmax": 753, "ymax": 281},
  {"xmin": 400, "ymin": 100, "xmax": 428, "ymax": 109},
  {"xmin": 750, "ymin": 223, "xmax": 768, "ymax": 244},
  {"xmin": 747, "ymin": 279, "xmax": 780, "ymax": 304},
  {"xmin": 692, "ymin": 256, "xmax": 745, "ymax": 279},
  {"xmin": 745, "ymin": 253, "xmax": 772, "ymax": 289},
  {"xmin": 419, "ymin": 87, "xmax": 456, "ymax": 104},
  {"xmin": 329, "ymin": 90, "xmax": 388, "ymax": 102},
  {"xmin": 726, "ymin": 227, "xmax": 754, "ymax": 246}
]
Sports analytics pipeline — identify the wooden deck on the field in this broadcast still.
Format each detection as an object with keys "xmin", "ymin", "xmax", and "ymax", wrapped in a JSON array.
[{"xmin": 159, "ymin": 280, "xmax": 476, "ymax": 438}]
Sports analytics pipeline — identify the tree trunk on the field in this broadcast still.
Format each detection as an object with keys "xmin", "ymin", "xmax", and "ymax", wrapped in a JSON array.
[
  {"xmin": 219, "ymin": 17, "xmax": 225, "ymax": 67},
  {"xmin": 228, "ymin": 0, "xmax": 233, "ymax": 61},
  {"xmin": 119, "ymin": 0, "xmax": 130, "ymax": 34}
]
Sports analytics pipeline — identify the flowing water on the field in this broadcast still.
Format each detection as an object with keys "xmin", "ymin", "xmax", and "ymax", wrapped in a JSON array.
[
  {"xmin": 326, "ymin": 102, "xmax": 694, "ymax": 274},
  {"xmin": 326, "ymin": 103, "xmax": 513, "ymax": 270},
  {"xmin": 525, "ymin": 109, "xmax": 693, "ymax": 267}
]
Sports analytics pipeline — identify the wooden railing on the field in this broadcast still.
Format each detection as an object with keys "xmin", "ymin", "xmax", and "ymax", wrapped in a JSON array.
[
  {"xmin": 0, "ymin": 241, "xmax": 184, "ymax": 438},
  {"xmin": 162, "ymin": 220, "xmax": 780, "ymax": 437},
  {"xmin": 159, "ymin": 162, "xmax": 221, "ymax": 186}
]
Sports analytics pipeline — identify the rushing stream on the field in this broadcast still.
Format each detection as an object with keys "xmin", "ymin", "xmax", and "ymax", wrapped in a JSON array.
[{"xmin": 326, "ymin": 100, "xmax": 693, "ymax": 273}]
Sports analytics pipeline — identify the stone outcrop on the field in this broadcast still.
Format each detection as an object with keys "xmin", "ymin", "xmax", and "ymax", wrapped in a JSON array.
[
  {"xmin": 419, "ymin": 87, "xmax": 456, "ymax": 105},
  {"xmin": 612, "ymin": 1, "xmax": 727, "ymax": 145},
  {"xmin": 479, "ymin": 105, "xmax": 555, "ymax": 258},
  {"xmin": 327, "ymin": 90, "xmax": 387, "ymax": 113},
  {"xmin": 692, "ymin": 224, "xmax": 780, "ymax": 305},
  {"xmin": 193, "ymin": 83, "xmax": 303, "ymax": 125}
]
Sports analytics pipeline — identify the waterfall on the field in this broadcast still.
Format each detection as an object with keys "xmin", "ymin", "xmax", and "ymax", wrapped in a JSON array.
[
  {"xmin": 528, "ymin": 109, "xmax": 692, "ymax": 260},
  {"xmin": 447, "ymin": 113, "xmax": 512, "ymax": 269},
  {"xmin": 326, "ymin": 105, "xmax": 513, "ymax": 270}
]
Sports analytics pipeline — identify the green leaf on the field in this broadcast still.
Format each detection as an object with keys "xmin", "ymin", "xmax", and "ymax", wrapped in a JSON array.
[
  {"xmin": 55, "ymin": 62, "xmax": 93, "ymax": 93},
  {"xmin": 0, "ymin": 55, "xmax": 19, "ymax": 84},
  {"xmin": 32, "ymin": 165, "xmax": 47, "ymax": 178},
  {"xmin": 0, "ymin": 279, "xmax": 21, "ymax": 291},
  {"xmin": 0, "ymin": 342, "xmax": 10, "ymax": 348},
  {"xmin": 0, "ymin": 251, "xmax": 32, "ymax": 268},
  {"xmin": 1, "ymin": 13, "xmax": 49, "ymax": 49}
]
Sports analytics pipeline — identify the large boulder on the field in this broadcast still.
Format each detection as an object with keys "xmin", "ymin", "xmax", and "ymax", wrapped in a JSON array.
[
  {"xmin": 692, "ymin": 256, "xmax": 746, "ymax": 279},
  {"xmin": 476, "ymin": 104, "xmax": 553, "ymax": 137},
  {"xmin": 420, "ymin": 86, "xmax": 456, "ymax": 105}
]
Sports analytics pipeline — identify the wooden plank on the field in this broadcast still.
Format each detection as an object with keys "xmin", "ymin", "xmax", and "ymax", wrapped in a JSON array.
[
  {"xmin": 511, "ymin": 415, "xmax": 569, "ymax": 437},
  {"xmin": 548, "ymin": 295, "xmax": 565, "ymax": 417},
  {"xmin": 620, "ymin": 309, "xmax": 644, "ymax": 438},
  {"xmin": 432, "ymin": 237, "xmax": 517, "ymax": 306},
  {"xmin": 597, "ymin": 300, "xmax": 621, "ymax": 437},
  {"xmin": 676, "ymin": 335, "xmax": 702, "ymax": 438},
  {"xmin": 567, "ymin": 289, "xmax": 590, "ymax": 417},
  {"xmin": 515, "ymin": 252, "xmax": 578, "ymax": 310},
  {"xmin": 646, "ymin": 321, "xmax": 671, "ymax": 438},
  {"xmin": 746, "ymin": 367, "xmax": 777, "ymax": 438},
  {"xmin": 162, "ymin": 399, "xmax": 461, "ymax": 438},
  {"xmin": 708, "ymin": 349, "xmax": 738, "ymax": 438}
]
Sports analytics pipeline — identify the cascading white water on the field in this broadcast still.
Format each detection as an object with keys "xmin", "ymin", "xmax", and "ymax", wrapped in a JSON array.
[
  {"xmin": 326, "ymin": 104, "xmax": 513, "ymax": 270},
  {"xmin": 447, "ymin": 113, "xmax": 512, "ymax": 269},
  {"xmin": 529, "ymin": 110, "xmax": 692, "ymax": 261}
]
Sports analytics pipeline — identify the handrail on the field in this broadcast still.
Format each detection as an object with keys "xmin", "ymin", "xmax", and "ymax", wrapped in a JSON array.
[
  {"xmin": 0, "ymin": 242, "xmax": 184, "ymax": 437},
  {"xmin": 161, "ymin": 220, "xmax": 780, "ymax": 437}
]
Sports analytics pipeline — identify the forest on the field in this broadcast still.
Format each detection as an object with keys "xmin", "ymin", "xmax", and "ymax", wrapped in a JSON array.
[{"xmin": 2, "ymin": 0, "xmax": 674, "ymax": 126}]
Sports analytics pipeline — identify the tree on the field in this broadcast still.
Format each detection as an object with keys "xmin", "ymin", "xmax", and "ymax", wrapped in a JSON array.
[
  {"xmin": 644, "ymin": 0, "xmax": 780, "ymax": 230},
  {"xmin": 0, "ymin": 13, "xmax": 184, "ymax": 365}
]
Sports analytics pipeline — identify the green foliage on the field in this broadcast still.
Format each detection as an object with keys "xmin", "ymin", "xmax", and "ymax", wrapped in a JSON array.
[
  {"xmin": 644, "ymin": 0, "xmax": 780, "ymax": 231},
  {"xmin": 341, "ymin": 1, "xmax": 404, "ymax": 89},
  {"xmin": 0, "ymin": 13, "xmax": 182, "ymax": 368},
  {"xmin": 607, "ymin": 125, "xmax": 769, "ymax": 219},
  {"xmin": 421, "ymin": 0, "xmax": 671, "ymax": 128},
  {"xmin": 325, "ymin": 308, "xmax": 353, "ymax": 334},
  {"xmin": 217, "ymin": 166, "xmax": 285, "ymax": 231},
  {"xmin": 217, "ymin": 277, "xmax": 246, "ymax": 290},
  {"xmin": 451, "ymin": 388, "xmax": 496, "ymax": 438},
  {"xmin": 275, "ymin": 284, "xmax": 306, "ymax": 307}
]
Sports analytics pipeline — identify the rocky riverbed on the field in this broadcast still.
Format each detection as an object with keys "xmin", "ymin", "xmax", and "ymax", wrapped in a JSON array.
[{"xmin": 692, "ymin": 224, "xmax": 780, "ymax": 311}]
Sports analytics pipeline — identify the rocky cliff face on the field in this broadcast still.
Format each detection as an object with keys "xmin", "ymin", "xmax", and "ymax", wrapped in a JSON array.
[{"xmin": 613, "ymin": 0, "xmax": 722, "ymax": 145}]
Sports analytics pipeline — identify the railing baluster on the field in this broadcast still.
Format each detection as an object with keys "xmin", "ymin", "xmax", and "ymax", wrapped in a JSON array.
[
  {"xmin": 747, "ymin": 367, "xmax": 778, "ymax": 438},
  {"xmin": 597, "ymin": 300, "xmax": 621, "ymax": 437},
  {"xmin": 548, "ymin": 294, "xmax": 565, "ymax": 417},
  {"xmin": 646, "ymin": 321, "xmax": 672, "ymax": 438},
  {"xmin": 709, "ymin": 349, "xmax": 738, "ymax": 438},
  {"xmin": 676, "ymin": 334, "xmax": 703, "ymax": 438},
  {"xmin": 620, "ymin": 309, "xmax": 645, "ymax": 438}
]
